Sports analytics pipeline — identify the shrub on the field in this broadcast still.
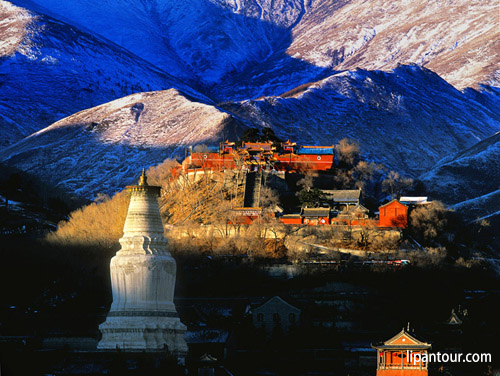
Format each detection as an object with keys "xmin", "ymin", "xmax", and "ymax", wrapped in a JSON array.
[{"xmin": 46, "ymin": 191, "xmax": 129, "ymax": 248}]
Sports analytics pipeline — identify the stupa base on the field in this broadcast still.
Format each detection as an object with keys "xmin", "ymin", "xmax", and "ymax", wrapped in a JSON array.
[{"xmin": 98, "ymin": 315, "xmax": 188, "ymax": 363}]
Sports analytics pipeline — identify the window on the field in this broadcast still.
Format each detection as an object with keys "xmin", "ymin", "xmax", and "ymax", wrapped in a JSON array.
[
  {"xmin": 257, "ymin": 313, "xmax": 264, "ymax": 322},
  {"xmin": 273, "ymin": 313, "xmax": 280, "ymax": 322},
  {"xmin": 198, "ymin": 368, "xmax": 215, "ymax": 376},
  {"xmin": 289, "ymin": 313, "xmax": 296, "ymax": 323}
]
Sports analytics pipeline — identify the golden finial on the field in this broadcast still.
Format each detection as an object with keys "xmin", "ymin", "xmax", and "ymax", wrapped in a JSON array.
[{"xmin": 138, "ymin": 168, "xmax": 148, "ymax": 186}]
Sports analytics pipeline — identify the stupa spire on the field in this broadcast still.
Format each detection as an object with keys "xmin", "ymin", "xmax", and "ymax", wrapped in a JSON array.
[
  {"xmin": 98, "ymin": 169, "xmax": 187, "ymax": 361},
  {"xmin": 139, "ymin": 167, "xmax": 147, "ymax": 186}
]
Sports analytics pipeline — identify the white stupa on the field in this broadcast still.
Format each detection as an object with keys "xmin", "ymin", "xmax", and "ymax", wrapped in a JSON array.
[{"xmin": 98, "ymin": 169, "xmax": 188, "ymax": 360}]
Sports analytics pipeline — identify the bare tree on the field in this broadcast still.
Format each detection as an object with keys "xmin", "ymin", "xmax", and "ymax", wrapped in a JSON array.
[
  {"xmin": 296, "ymin": 174, "xmax": 313, "ymax": 192},
  {"xmin": 352, "ymin": 160, "xmax": 385, "ymax": 192},
  {"xmin": 193, "ymin": 144, "xmax": 210, "ymax": 152},
  {"xmin": 409, "ymin": 201, "xmax": 448, "ymax": 244},
  {"xmin": 146, "ymin": 159, "xmax": 179, "ymax": 188},
  {"xmin": 382, "ymin": 170, "xmax": 414, "ymax": 199},
  {"xmin": 260, "ymin": 186, "xmax": 280, "ymax": 211},
  {"xmin": 336, "ymin": 138, "xmax": 360, "ymax": 168}
]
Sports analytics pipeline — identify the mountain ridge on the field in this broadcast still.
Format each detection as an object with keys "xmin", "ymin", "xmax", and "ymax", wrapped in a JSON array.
[
  {"xmin": 421, "ymin": 132, "xmax": 500, "ymax": 207},
  {"xmin": 0, "ymin": 89, "xmax": 242, "ymax": 198},
  {"xmin": 9, "ymin": 0, "xmax": 499, "ymax": 101},
  {"xmin": 221, "ymin": 65, "xmax": 500, "ymax": 176},
  {"xmin": 0, "ymin": 1, "xmax": 211, "ymax": 147},
  {"xmin": 2, "ymin": 65, "xmax": 500, "ymax": 200}
]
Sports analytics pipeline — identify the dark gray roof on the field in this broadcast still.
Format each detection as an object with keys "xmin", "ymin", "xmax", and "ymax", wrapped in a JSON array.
[
  {"xmin": 253, "ymin": 296, "xmax": 301, "ymax": 314},
  {"xmin": 345, "ymin": 204, "xmax": 369, "ymax": 213},
  {"xmin": 321, "ymin": 189, "xmax": 361, "ymax": 203}
]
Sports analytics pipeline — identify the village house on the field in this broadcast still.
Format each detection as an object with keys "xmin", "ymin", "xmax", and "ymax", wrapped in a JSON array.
[{"xmin": 252, "ymin": 296, "xmax": 301, "ymax": 337}]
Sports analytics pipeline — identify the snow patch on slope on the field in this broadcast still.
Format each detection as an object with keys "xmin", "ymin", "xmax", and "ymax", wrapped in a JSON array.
[
  {"xmin": 0, "ymin": 1, "xmax": 35, "ymax": 56},
  {"xmin": 420, "ymin": 132, "xmax": 500, "ymax": 216},
  {"xmin": 10, "ymin": 0, "xmax": 307, "ymax": 84},
  {"xmin": 452, "ymin": 189, "xmax": 500, "ymax": 222}
]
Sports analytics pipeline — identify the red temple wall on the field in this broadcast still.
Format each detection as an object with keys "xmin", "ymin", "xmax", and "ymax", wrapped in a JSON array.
[
  {"xmin": 189, "ymin": 152, "xmax": 237, "ymax": 170},
  {"xmin": 279, "ymin": 217, "xmax": 303, "ymax": 225},
  {"xmin": 379, "ymin": 202, "xmax": 408, "ymax": 228},
  {"xmin": 275, "ymin": 154, "xmax": 334, "ymax": 171},
  {"xmin": 184, "ymin": 148, "xmax": 335, "ymax": 172}
]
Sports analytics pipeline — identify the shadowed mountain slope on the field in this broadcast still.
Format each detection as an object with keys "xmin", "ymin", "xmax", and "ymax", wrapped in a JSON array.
[
  {"xmin": 221, "ymin": 66, "xmax": 500, "ymax": 176},
  {"xmin": 1, "ymin": 0, "xmax": 500, "ymax": 221},
  {"xmin": 0, "ymin": 2, "xmax": 209, "ymax": 147},
  {"xmin": 10, "ymin": 0, "xmax": 499, "ymax": 100},
  {"xmin": 2, "ymin": 66, "xmax": 499, "ymax": 200},
  {"xmin": 420, "ymin": 131, "xmax": 500, "ymax": 221}
]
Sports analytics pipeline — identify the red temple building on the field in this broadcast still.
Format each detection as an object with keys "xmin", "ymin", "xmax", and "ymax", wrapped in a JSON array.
[
  {"xmin": 182, "ymin": 140, "xmax": 335, "ymax": 173},
  {"xmin": 378, "ymin": 200, "xmax": 408, "ymax": 228},
  {"xmin": 184, "ymin": 142, "xmax": 239, "ymax": 172},
  {"xmin": 273, "ymin": 141, "xmax": 335, "ymax": 172},
  {"xmin": 300, "ymin": 207, "xmax": 331, "ymax": 225},
  {"xmin": 372, "ymin": 328, "xmax": 431, "ymax": 376}
]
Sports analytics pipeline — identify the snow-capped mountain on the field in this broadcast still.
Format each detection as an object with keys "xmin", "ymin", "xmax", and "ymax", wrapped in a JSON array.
[
  {"xmin": 0, "ymin": 1, "xmax": 208, "ymax": 147},
  {"xmin": 9, "ymin": 0, "xmax": 499, "ymax": 100},
  {"xmin": 0, "ymin": 89, "xmax": 238, "ymax": 197},
  {"xmin": 9, "ymin": 0, "xmax": 303, "ymax": 86},
  {"xmin": 287, "ymin": 0, "xmax": 500, "ymax": 90}
]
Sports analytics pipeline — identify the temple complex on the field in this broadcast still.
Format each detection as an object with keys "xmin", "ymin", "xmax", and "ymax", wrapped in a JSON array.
[
  {"xmin": 98, "ymin": 170, "xmax": 188, "ymax": 361},
  {"xmin": 182, "ymin": 140, "xmax": 336, "ymax": 173}
]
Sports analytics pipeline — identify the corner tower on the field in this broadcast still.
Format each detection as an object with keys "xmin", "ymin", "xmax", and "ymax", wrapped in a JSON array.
[
  {"xmin": 372, "ymin": 327, "xmax": 431, "ymax": 376},
  {"xmin": 98, "ymin": 169, "xmax": 187, "ymax": 360}
]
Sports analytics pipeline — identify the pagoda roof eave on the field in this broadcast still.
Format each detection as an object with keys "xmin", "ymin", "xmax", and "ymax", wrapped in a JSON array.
[{"xmin": 371, "ymin": 344, "xmax": 431, "ymax": 350}]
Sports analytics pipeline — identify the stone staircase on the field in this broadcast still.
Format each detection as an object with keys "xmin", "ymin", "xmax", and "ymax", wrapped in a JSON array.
[{"xmin": 243, "ymin": 171, "xmax": 262, "ymax": 207}]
